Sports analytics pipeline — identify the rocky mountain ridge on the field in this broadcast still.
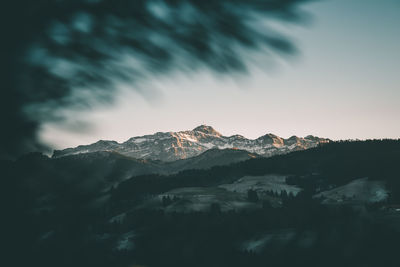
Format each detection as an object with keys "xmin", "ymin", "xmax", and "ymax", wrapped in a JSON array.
[{"xmin": 53, "ymin": 125, "xmax": 330, "ymax": 161}]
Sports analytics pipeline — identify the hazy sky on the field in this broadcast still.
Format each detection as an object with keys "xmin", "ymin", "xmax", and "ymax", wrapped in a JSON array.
[{"xmin": 40, "ymin": 0, "xmax": 400, "ymax": 149}]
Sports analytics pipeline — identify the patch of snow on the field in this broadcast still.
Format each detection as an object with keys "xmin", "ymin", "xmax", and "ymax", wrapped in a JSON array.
[
  {"xmin": 180, "ymin": 134, "xmax": 198, "ymax": 143},
  {"xmin": 201, "ymin": 142, "xmax": 216, "ymax": 149},
  {"xmin": 217, "ymin": 143, "xmax": 234, "ymax": 149},
  {"xmin": 70, "ymin": 149, "xmax": 90, "ymax": 155},
  {"xmin": 287, "ymin": 144, "xmax": 298, "ymax": 150},
  {"xmin": 138, "ymin": 152, "xmax": 151, "ymax": 158},
  {"xmin": 132, "ymin": 138, "xmax": 147, "ymax": 143}
]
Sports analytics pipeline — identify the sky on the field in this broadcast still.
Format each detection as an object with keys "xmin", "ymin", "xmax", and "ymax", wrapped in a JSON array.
[{"xmin": 39, "ymin": 0, "xmax": 400, "ymax": 149}]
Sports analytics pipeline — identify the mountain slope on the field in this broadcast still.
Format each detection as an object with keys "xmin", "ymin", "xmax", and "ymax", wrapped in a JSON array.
[
  {"xmin": 2, "ymin": 147, "xmax": 262, "ymax": 201},
  {"xmin": 53, "ymin": 125, "xmax": 329, "ymax": 161},
  {"xmin": 167, "ymin": 148, "xmax": 260, "ymax": 171}
]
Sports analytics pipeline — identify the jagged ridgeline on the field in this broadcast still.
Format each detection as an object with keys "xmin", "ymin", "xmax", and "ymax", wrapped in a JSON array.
[{"xmin": 53, "ymin": 125, "xmax": 329, "ymax": 161}]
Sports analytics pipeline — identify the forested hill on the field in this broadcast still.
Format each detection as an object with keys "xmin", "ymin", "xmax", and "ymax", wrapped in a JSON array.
[
  {"xmin": 2, "ymin": 139, "xmax": 400, "ymax": 267},
  {"xmin": 114, "ymin": 139, "xmax": 400, "ymax": 203}
]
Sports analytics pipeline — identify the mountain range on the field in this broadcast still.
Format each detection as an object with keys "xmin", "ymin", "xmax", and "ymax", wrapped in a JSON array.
[{"xmin": 53, "ymin": 125, "xmax": 330, "ymax": 161}]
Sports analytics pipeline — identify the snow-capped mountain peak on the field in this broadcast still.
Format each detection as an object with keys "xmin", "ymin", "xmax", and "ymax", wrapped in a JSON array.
[
  {"xmin": 52, "ymin": 126, "xmax": 330, "ymax": 161},
  {"xmin": 192, "ymin": 125, "xmax": 222, "ymax": 136}
]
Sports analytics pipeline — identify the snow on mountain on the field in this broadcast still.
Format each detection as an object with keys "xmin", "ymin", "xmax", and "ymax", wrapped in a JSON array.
[{"xmin": 52, "ymin": 125, "xmax": 330, "ymax": 161}]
